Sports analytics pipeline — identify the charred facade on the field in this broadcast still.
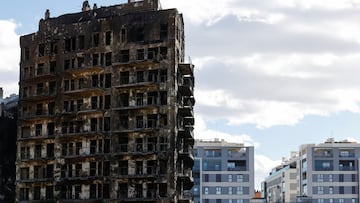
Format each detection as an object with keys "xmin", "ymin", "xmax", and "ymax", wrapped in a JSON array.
[{"xmin": 17, "ymin": 0, "xmax": 194, "ymax": 202}]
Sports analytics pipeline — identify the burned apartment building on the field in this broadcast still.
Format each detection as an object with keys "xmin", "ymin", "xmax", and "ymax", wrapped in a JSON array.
[{"xmin": 17, "ymin": 0, "xmax": 195, "ymax": 202}]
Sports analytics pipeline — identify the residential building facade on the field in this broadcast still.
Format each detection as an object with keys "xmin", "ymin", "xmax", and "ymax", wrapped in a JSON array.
[
  {"xmin": 17, "ymin": 0, "xmax": 194, "ymax": 202},
  {"xmin": 263, "ymin": 152, "xmax": 298, "ymax": 203},
  {"xmin": 264, "ymin": 138, "xmax": 360, "ymax": 203},
  {"xmin": 193, "ymin": 139, "xmax": 254, "ymax": 203},
  {"xmin": 299, "ymin": 138, "xmax": 360, "ymax": 203}
]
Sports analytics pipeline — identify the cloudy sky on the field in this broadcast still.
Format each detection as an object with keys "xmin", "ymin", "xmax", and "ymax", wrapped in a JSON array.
[{"xmin": 2, "ymin": 0, "xmax": 360, "ymax": 189}]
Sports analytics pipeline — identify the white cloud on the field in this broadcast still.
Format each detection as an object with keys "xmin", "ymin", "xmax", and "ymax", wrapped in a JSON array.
[
  {"xmin": 194, "ymin": 115, "xmax": 259, "ymax": 147},
  {"xmin": 255, "ymin": 154, "xmax": 281, "ymax": 189},
  {"xmin": 0, "ymin": 20, "xmax": 19, "ymax": 97}
]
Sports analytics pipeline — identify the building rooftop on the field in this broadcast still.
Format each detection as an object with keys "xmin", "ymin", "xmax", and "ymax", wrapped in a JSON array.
[
  {"xmin": 195, "ymin": 138, "xmax": 246, "ymax": 147},
  {"xmin": 40, "ymin": 0, "xmax": 162, "ymax": 26}
]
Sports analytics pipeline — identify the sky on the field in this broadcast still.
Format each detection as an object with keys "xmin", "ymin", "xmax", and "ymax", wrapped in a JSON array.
[{"xmin": 2, "ymin": 0, "xmax": 360, "ymax": 189}]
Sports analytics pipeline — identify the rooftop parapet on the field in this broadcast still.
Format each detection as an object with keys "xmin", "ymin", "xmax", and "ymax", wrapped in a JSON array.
[{"xmin": 39, "ymin": 0, "xmax": 161, "ymax": 30}]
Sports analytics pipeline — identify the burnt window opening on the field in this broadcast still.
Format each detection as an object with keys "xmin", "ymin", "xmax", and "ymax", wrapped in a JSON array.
[
  {"xmin": 36, "ymin": 63, "xmax": 44, "ymax": 76},
  {"xmin": 64, "ymin": 59, "xmax": 70, "ymax": 70},
  {"xmin": 64, "ymin": 80, "xmax": 70, "ymax": 92},
  {"xmin": 63, "ymin": 101, "xmax": 69, "ymax": 112},
  {"xmin": 77, "ymin": 99, "xmax": 83, "ymax": 111},
  {"xmin": 50, "ymin": 61, "xmax": 56, "ymax": 73},
  {"xmin": 65, "ymin": 39, "xmax": 71, "ymax": 52},
  {"xmin": 146, "ymin": 161, "xmax": 156, "ymax": 175},
  {"xmin": 160, "ymin": 47, "xmax": 168, "ymax": 60},
  {"xmin": 20, "ymin": 167, "xmax": 29, "ymax": 180},
  {"xmin": 46, "ymin": 143, "xmax": 54, "ymax": 158},
  {"xmin": 147, "ymin": 92, "xmax": 157, "ymax": 105},
  {"xmin": 147, "ymin": 183, "xmax": 156, "ymax": 198},
  {"xmin": 104, "ymin": 139, "xmax": 111, "ymax": 154},
  {"xmin": 75, "ymin": 142, "xmax": 82, "ymax": 155},
  {"xmin": 159, "ymin": 183, "xmax": 167, "ymax": 197},
  {"xmin": 137, "ymin": 49, "xmax": 144, "ymax": 60},
  {"xmin": 20, "ymin": 188, "xmax": 29, "ymax": 201},
  {"xmin": 160, "ymin": 137, "xmax": 167, "ymax": 151},
  {"xmin": 78, "ymin": 35, "xmax": 85, "ymax": 49},
  {"xmin": 105, "ymin": 95, "xmax": 111, "ymax": 109},
  {"xmin": 91, "ymin": 96, "xmax": 98, "ymax": 109},
  {"xmin": 136, "ymin": 161, "xmax": 143, "ymax": 175},
  {"xmin": 103, "ymin": 161, "xmax": 110, "ymax": 176},
  {"xmin": 148, "ymin": 70, "xmax": 158, "ymax": 82},
  {"xmin": 160, "ymin": 91, "xmax": 167, "ymax": 105},
  {"xmin": 93, "ymin": 53, "xmax": 99, "ymax": 66},
  {"xmin": 105, "ymin": 52, "xmax": 112, "ymax": 66},
  {"xmin": 99, "ymin": 73, "xmax": 104, "ymax": 88},
  {"xmin": 93, "ymin": 33, "xmax": 100, "ymax": 47},
  {"xmin": 105, "ymin": 73, "xmax": 111, "ymax": 88},
  {"xmin": 71, "ymin": 37, "xmax": 76, "ymax": 51},
  {"xmin": 71, "ymin": 59, "xmax": 75, "ymax": 69},
  {"xmin": 121, "ymin": 28, "xmax": 127, "ymax": 43},
  {"xmin": 34, "ymin": 186, "xmax": 41, "ymax": 200},
  {"xmin": 148, "ymin": 48, "xmax": 158, "ymax": 60},
  {"xmin": 104, "ymin": 117, "xmax": 111, "ymax": 131},
  {"xmin": 20, "ymin": 146, "xmax": 30, "ymax": 160},
  {"xmin": 49, "ymin": 81, "xmax": 56, "ymax": 95},
  {"xmin": 23, "ymin": 47, "xmax": 30, "ymax": 61},
  {"xmin": 118, "ymin": 183, "xmax": 128, "ymax": 198},
  {"xmin": 105, "ymin": 31, "xmax": 112, "ymax": 45},
  {"xmin": 136, "ymin": 71, "xmax": 144, "ymax": 82},
  {"xmin": 90, "ymin": 140, "xmax": 97, "ymax": 154},
  {"xmin": 119, "ymin": 160, "xmax": 128, "ymax": 175},
  {"xmin": 120, "ymin": 50, "xmax": 129, "ymax": 63},
  {"xmin": 136, "ymin": 27, "xmax": 144, "ymax": 42},
  {"xmin": 46, "ymin": 165, "xmax": 54, "ymax": 178},
  {"xmin": 38, "ymin": 44, "xmax": 45, "ymax": 57},
  {"xmin": 118, "ymin": 136, "xmax": 128, "ymax": 152},
  {"xmin": 119, "ymin": 115, "xmax": 129, "ymax": 130},
  {"xmin": 78, "ymin": 78, "xmax": 84, "ymax": 89},
  {"xmin": 50, "ymin": 42, "xmax": 57, "ymax": 55},
  {"xmin": 101, "ymin": 53, "xmax": 105, "ymax": 65},
  {"xmin": 75, "ymin": 185, "xmax": 81, "ymax": 200},
  {"xmin": 91, "ymin": 118, "xmax": 98, "ymax": 132},
  {"xmin": 136, "ymin": 93, "xmax": 143, "ymax": 106},
  {"xmin": 160, "ymin": 69, "xmax": 167, "ymax": 82},
  {"xmin": 160, "ymin": 23, "xmax": 168, "ymax": 40},
  {"xmin": 47, "ymin": 122, "xmax": 55, "ymax": 136},
  {"xmin": 60, "ymin": 144, "xmax": 67, "ymax": 157},
  {"xmin": 160, "ymin": 114, "xmax": 167, "ymax": 126},
  {"xmin": 34, "ymin": 166, "xmax": 43, "ymax": 179},
  {"xmin": 70, "ymin": 79, "xmax": 75, "ymax": 91},
  {"xmin": 147, "ymin": 114, "xmax": 157, "ymax": 128},
  {"xmin": 36, "ymin": 103, "xmax": 43, "ymax": 115},
  {"xmin": 120, "ymin": 71, "xmax": 129, "ymax": 85},
  {"xmin": 77, "ymin": 57, "xmax": 84, "ymax": 68},
  {"xmin": 76, "ymin": 121, "xmax": 83, "ymax": 133},
  {"xmin": 136, "ymin": 116, "xmax": 144, "ymax": 128},
  {"xmin": 35, "ymin": 144, "xmax": 42, "ymax": 158},
  {"xmin": 92, "ymin": 75, "xmax": 99, "ymax": 88},
  {"xmin": 136, "ymin": 138, "xmax": 143, "ymax": 152},
  {"xmin": 75, "ymin": 164, "xmax": 82, "ymax": 177},
  {"xmin": 147, "ymin": 137, "xmax": 157, "ymax": 152},
  {"xmin": 119, "ymin": 93, "xmax": 129, "ymax": 107},
  {"xmin": 90, "ymin": 184, "xmax": 97, "ymax": 198},
  {"xmin": 46, "ymin": 186, "xmax": 54, "ymax": 199},
  {"xmin": 21, "ymin": 126, "xmax": 30, "ymax": 138},
  {"xmin": 35, "ymin": 124, "xmax": 42, "ymax": 136},
  {"xmin": 48, "ymin": 102, "xmax": 55, "ymax": 115}
]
